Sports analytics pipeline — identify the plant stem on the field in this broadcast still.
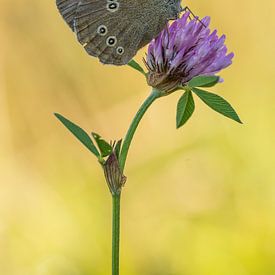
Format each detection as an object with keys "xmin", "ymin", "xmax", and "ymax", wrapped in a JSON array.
[
  {"xmin": 119, "ymin": 89, "xmax": 161, "ymax": 171},
  {"xmin": 112, "ymin": 88, "xmax": 161, "ymax": 274},
  {"xmin": 112, "ymin": 193, "xmax": 121, "ymax": 275}
]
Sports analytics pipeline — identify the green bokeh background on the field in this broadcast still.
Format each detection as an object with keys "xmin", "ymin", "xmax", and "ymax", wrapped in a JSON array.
[{"xmin": 1, "ymin": 0, "xmax": 275, "ymax": 274}]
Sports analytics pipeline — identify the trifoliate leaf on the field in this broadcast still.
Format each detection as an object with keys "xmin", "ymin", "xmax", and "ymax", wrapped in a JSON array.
[
  {"xmin": 91, "ymin": 132, "xmax": 113, "ymax": 157},
  {"xmin": 188, "ymin": 75, "xmax": 220, "ymax": 88},
  {"xmin": 128, "ymin": 59, "xmax": 146, "ymax": 76},
  {"xmin": 176, "ymin": 91, "xmax": 195, "ymax": 128},
  {"xmin": 54, "ymin": 113, "xmax": 100, "ymax": 157},
  {"xmin": 192, "ymin": 88, "xmax": 242, "ymax": 123}
]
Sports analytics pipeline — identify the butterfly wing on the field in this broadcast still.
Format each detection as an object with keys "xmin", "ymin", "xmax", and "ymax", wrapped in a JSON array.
[
  {"xmin": 56, "ymin": 0, "xmax": 80, "ymax": 30},
  {"xmin": 57, "ymin": 0, "xmax": 169, "ymax": 65},
  {"xmin": 74, "ymin": 0, "xmax": 151, "ymax": 65}
]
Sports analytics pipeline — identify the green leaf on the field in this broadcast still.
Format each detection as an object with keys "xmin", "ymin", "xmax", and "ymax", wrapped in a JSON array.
[
  {"xmin": 54, "ymin": 113, "xmax": 100, "ymax": 157},
  {"xmin": 128, "ymin": 59, "xmax": 146, "ymax": 76},
  {"xmin": 192, "ymin": 88, "xmax": 242, "ymax": 123},
  {"xmin": 188, "ymin": 75, "xmax": 220, "ymax": 88},
  {"xmin": 176, "ymin": 91, "xmax": 195, "ymax": 128},
  {"xmin": 91, "ymin": 132, "xmax": 113, "ymax": 157}
]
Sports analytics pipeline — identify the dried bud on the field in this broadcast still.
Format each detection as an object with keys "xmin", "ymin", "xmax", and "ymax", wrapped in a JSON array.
[{"xmin": 103, "ymin": 152, "xmax": 126, "ymax": 195}]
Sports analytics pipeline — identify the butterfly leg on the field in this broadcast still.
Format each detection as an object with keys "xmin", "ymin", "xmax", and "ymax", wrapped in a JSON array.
[{"xmin": 181, "ymin": 6, "xmax": 207, "ymax": 27}]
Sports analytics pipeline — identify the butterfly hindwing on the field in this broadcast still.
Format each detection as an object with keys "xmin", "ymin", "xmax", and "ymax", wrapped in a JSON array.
[
  {"xmin": 74, "ymin": 0, "xmax": 145, "ymax": 65},
  {"xmin": 56, "ymin": 0, "xmax": 182, "ymax": 65},
  {"xmin": 56, "ymin": 0, "xmax": 80, "ymax": 30}
]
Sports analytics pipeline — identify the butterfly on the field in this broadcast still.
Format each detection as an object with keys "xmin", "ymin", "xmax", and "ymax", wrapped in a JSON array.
[{"xmin": 56, "ymin": 0, "xmax": 183, "ymax": 65}]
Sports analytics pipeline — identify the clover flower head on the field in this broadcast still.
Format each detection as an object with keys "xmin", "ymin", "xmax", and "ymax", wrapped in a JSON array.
[{"xmin": 145, "ymin": 12, "xmax": 234, "ymax": 93}]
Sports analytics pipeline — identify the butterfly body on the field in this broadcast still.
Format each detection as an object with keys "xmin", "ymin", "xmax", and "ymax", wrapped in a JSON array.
[{"xmin": 56, "ymin": 0, "xmax": 182, "ymax": 65}]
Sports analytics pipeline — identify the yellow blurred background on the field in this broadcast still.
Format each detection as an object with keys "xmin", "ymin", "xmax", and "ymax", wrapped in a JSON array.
[{"xmin": 1, "ymin": 0, "xmax": 275, "ymax": 274}]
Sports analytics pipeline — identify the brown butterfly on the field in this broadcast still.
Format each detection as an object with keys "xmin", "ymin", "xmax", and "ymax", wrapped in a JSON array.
[{"xmin": 56, "ymin": 0, "xmax": 182, "ymax": 65}]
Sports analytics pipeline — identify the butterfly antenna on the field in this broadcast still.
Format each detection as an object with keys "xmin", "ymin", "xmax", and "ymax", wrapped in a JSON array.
[{"xmin": 181, "ymin": 6, "xmax": 207, "ymax": 28}]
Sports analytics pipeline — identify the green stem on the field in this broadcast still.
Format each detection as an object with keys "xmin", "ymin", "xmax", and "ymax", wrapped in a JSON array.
[
  {"xmin": 119, "ymin": 89, "xmax": 161, "ymax": 171},
  {"xmin": 112, "ymin": 193, "xmax": 121, "ymax": 275},
  {"xmin": 112, "ymin": 88, "xmax": 161, "ymax": 274}
]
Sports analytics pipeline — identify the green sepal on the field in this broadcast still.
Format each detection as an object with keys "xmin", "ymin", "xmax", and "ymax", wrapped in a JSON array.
[
  {"xmin": 114, "ymin": 139, "xmax": 122, "ymax": 159},
  {"xmin": 176, "ymin": 90, "xmax": 195, "ymax": 128},
  {"xmin": 91, "ymin": 132, "xmax": 113, "ymax": 157},
  {"xmin": 188, "ymin": 75, "xmax": 220, "ymax": 88},
  {"xmin": 128, "ymin": 59, "xmax": 146, "ymax": 76},
  {"xmin": 192, "ymin": 88, "xmax": 242, "ymax": 123},
  {"xmin": 54, "ymin": 113, "xmax": 100, "ymax": 157}
]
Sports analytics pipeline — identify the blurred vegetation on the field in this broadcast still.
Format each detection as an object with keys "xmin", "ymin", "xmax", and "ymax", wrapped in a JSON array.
[{"xmin": 1, "ymin": 0, "xmax": 275, "ymax": 274}]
